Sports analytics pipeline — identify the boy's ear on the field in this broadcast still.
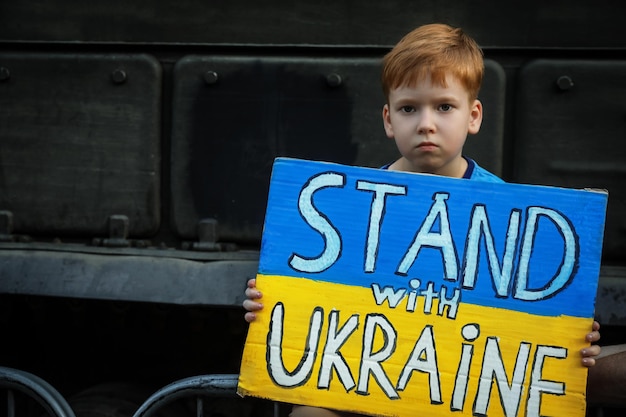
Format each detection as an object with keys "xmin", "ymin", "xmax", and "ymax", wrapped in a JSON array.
[
  {"xmin": 382, "ymin": 104, "xmax": 394, "ymax": 138},
  {"xmin": 468, "ymin": 99, "xmax": 483, "ymax": 135}
]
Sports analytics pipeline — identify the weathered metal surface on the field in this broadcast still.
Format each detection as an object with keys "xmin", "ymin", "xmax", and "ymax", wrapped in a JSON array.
[
  {"xmin": 1, "ymin": 1, "xmax": 625, "ymax": 48},
  {"xmin": 0, "ymin": 242, "xmax": 259, "ymax": 261},
  {"xmin": 1, "ymin": 248, "xmax": 625, "ymax": 326},
  {"xmin": 0, "ymin": 250, "xmax": 258, "ymax": 306},
  {"xmin": 0, "ymin": 1, "xmax": 624, "ymax": 411},
  {"xmin": 514, "ymin": 59, "xmax": 626, "ymax": 261},
  {"xmin": 595, "ymin": 267, "xmax": 626, "ymax": 326},
  {"xmin": 170, "ymin": 55, "xmax": 387, "ymax": 241},
  {"xmin": 0, "ymin": 53, "xmax": 161, "ymax": 237},
  {"xmin": 170, "ymin": 55, "xmax": 504, "ymax": 241}
]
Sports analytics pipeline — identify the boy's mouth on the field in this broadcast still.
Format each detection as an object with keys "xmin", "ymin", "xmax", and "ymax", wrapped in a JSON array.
[{"xmin": 417, "ymin": 141, "xmax": 438, "ymax": 150}]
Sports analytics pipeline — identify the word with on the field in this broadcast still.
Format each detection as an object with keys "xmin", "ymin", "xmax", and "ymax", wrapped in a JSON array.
[{"xmin": 371, "ymin": 279, "xmax": 461, "ymax": 319}]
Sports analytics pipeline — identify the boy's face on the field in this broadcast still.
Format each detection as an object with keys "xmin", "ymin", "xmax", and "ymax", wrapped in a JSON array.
[{"xmin": 382, "ymin": 74, "xmax": 482, "ymax": 177}]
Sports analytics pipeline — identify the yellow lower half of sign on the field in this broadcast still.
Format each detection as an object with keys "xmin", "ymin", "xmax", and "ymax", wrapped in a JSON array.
[{"xmin": 238, "ymin": 275, "xmax": 592, "ymax": 417}]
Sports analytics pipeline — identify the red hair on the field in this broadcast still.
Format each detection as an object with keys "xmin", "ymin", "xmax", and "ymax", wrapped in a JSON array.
[{"xmin": 382, "ymin": 23, "xmax": 484, "ymax": 101}]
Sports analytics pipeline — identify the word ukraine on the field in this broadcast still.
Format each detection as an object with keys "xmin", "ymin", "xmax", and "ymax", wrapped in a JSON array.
[{"xmin": 239, "ymin": 158, "xmax": 608, "ymax": 417}]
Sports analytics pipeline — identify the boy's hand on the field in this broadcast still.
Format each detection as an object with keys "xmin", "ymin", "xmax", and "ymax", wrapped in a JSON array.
[
  {"xmin": 243, "ymin": 278, "xmax": 263, "ymax": 323},
  {"xmin": 581, "ymin": 320, "xmax": 601, "ymax": 367}
]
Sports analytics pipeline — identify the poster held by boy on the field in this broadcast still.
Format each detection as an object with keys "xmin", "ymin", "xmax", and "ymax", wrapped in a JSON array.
[{"xmin": 238, "ymin": 157, "xmax": 608, "ymax": 417}]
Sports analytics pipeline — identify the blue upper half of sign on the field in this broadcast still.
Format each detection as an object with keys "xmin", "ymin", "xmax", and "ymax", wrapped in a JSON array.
[{"xmin": 258, "ymin": 158, "xmax": 608, "ymax": 318}]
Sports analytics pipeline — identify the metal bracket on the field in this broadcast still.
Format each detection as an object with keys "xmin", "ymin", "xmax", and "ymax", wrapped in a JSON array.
[
  {"xmin": 0, "ymin": 210, "xmax": 14, "ymax": 242},
  {"xmin": 0, "ymin": 210, "xmax": 30, "ymax": 243},
  {"xmin": 182, "ymin": 218, "xmax": 237, "ymax": 252},
  {"xmin": 100, "ymin": 215, "xmax": 131, "ymax": 248}
]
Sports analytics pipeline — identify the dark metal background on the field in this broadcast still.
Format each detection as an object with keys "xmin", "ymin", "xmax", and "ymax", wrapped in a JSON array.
[
  {"xmin": 0, "ymin": 1, "xmax": 625, "ymax": 415},
  {"xmin": 1, "ymin": 0, "xmax": 625, "ymax": 48}
]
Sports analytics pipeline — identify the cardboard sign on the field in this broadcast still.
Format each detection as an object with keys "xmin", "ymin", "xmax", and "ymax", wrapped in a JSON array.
[{"xmin": 238, "ymin": 158, "xmax": 608, "ymax": 417}]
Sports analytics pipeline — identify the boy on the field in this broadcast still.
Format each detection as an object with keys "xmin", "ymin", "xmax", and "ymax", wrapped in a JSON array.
[{"xmin": 243, "ymin": 23, "xmax": 601, "ymax": 414}]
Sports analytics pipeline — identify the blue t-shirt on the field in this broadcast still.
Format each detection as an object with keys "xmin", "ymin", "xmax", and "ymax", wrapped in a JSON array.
[
  {"xmin": 463, "ymin": 157, "xmax": 504, "ymax": 183},
  {"xmin": 381, "ymin": 157, "xmax": 503, "ymax": 183}
]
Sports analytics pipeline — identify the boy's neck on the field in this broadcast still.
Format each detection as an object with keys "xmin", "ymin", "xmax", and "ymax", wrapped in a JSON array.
[{"xmin": 389, "ymin": 156, "xmax": 468, "ymax": 178}]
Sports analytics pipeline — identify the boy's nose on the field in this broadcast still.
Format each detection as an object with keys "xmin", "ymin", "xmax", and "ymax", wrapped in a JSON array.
[{"xmin": 416, "ymin": 110, "xmax": 436, "ymax": 135}]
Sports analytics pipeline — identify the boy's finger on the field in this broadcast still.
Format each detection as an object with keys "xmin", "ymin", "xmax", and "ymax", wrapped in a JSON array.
[
  {"xmin": 242, "ymin": 299, "xmax": 263, "ymax": 311},
  {"xmin": 582, "ymin": 345, "xmax": 602, "ymax": 357},
  {"xmin": 245, "ymin": 287, "xmax": 262, "ymax": 299},
  {"xmin": 586, "ymin": 330, "xmax": 601, "ymax": 343},
  {"xmin": 581, "ymin": 357, "xmax": 596, "ymax": 367}
]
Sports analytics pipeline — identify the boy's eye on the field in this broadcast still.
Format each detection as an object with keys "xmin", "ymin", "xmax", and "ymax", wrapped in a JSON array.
[
  {"xmin": 400, "ymin": 105, "xmax": 415, "ymax": 113},
  {"xmin": 439, "ymin": 103, "xmax": 452, "ymax": 111}
]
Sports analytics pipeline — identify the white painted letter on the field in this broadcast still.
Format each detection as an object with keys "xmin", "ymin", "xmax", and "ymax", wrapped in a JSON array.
[
  {"xmin": 356, "ymin": 181, "xmax": 407, "ymax": 273},
  {"xmin": 461, "ymin": 205, "xmax": 521, "ymax": 297},
  {"xmin": 526, "ymin": 345, "xmax": 567, "ymax": 417},
  {"xmin": 515, "ymin": 207, "xmax": 578, "ymax": 301},
  {"xmin": 267, "ymin": 303, "xmax": 323, "ymax": 387},
  {"xmin": 318, "ymin": 310, "xmax": 359, "ymax": 391},
  {"xmin": 451, "ymin": 324, "xmax": 480, "ymax": 411},
  {"xmin": 357, "ymin": 314, "xmax": 398, "ymax": 399},
  {"xmin": 397, "ymin": 325, "xmax": 441, "ymax": 404},
  {"xmin": 438, "ymin": 285, "xmax": 461, "ymax": 319},
  {"xmin": 474, "ymin": 337, "xmax": 531, "ymax": 417},
  {"xmin": 289, "ymin": 172, "xmax": 345, "ymax": 273},
  {"xmin": 397, "ymin": 193, "xmax": 458, "ymax": 280}
]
